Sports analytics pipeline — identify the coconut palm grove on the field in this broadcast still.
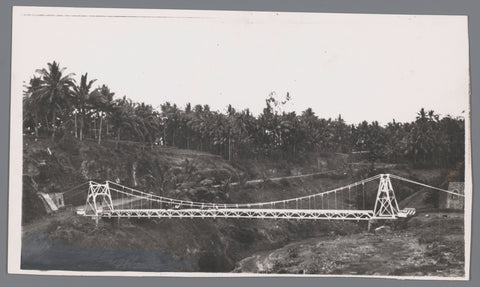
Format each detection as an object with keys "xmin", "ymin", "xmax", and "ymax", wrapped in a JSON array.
[{"xmin": 23, "ymin": 61, "xmax": 465, "ymax": 169}]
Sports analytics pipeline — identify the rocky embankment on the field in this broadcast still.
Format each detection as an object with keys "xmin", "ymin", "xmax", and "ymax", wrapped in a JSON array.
[{"xmin": 234, "ymin": 211, "xmax": 465, "ymax": 277}]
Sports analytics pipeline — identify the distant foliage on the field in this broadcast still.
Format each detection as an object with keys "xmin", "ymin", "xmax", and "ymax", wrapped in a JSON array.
[{"xmin": 23, "ymin": 62, "xmax": 465, "ymax": 168}]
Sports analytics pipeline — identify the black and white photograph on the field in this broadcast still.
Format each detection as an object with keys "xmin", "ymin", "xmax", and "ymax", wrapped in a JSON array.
[{"xmin": 8, "ymin": 6, "xmax": 472, "ymax": 279}]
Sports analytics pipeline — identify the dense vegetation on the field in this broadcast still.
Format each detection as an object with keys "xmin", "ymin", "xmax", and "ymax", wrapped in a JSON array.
[{"xmin": 23, "ymin": 61, "xmax": 465, "ymax": 168}]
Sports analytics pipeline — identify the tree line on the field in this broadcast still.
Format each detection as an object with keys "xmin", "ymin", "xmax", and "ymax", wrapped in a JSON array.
[{"xmin": 23, "ymin": 61, "xmax": 465, "ymax": 168}]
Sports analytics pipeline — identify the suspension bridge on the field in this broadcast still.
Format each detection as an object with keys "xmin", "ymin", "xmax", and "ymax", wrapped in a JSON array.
[{"xmin": 72, "ymin": 173, "xmax": 464, "ymax": 222}]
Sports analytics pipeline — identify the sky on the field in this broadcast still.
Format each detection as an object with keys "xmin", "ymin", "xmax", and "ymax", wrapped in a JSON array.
[{"xmin": 12, "ymin": 7, "xmax": 470, "ymax": 125}]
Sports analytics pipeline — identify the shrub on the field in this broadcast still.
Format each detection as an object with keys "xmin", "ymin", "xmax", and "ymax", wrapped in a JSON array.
[{"xmin": 279, "ymin": 178, "xmax": 290, "ymax": 187}]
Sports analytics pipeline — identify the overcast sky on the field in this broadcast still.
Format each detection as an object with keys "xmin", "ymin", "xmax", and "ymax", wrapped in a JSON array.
[{"xmin": 12, "ymin": 7, "xmax": 470, "ymax": 125}]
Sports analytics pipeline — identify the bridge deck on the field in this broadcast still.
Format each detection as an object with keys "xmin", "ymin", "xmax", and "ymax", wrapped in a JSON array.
[{"xmin": 96, "ymin": 208, "xmax": 377, "ymax": 220}]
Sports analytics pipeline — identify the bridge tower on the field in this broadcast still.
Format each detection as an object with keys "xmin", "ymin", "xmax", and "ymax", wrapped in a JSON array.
[
  {"xmin": 85, "ymin": 181, "xmax": 114, "ymax": 222},
  {"xmin": 372, "ymin": 174, "xmax": 400, "ymax": 219}
]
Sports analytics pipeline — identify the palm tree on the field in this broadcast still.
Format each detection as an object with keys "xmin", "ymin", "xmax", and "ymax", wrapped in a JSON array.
[
  {"xmin": 73, "ymin": 73, "xmax": 97, "ymax": 141},
  {"xmin": 23, "ymin": 76, "xmax": 43, "ymax": 137},
  {"xmin": 299, "ymin": 108, "xmax": 322, "ymax": 154},
  {"xmin": 35, "ymin": 61, "xmax": 75, "ymax": 140},
  {"xmin": 111, "ymin": 96, "xmax": 143, "ymax": 148},
  {"xmin": 134, "ymin": 102, "xmax": 162, "ymax": 146},
  {"xmin": 90, "ymin": 85, "xmax": 115, "ymax": 144},
  {"xmin": 160, "ymin": 102, "xmax": 181, "ymax": 147},
  {"xmin": 410, "ymin": 108, "xmax": 439, "ymax": 165}
]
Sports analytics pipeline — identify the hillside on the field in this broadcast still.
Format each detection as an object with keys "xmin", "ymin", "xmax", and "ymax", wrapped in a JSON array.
[{"xmin": 21, "ymin": 135, "xmax": 458, "ymax": 272}]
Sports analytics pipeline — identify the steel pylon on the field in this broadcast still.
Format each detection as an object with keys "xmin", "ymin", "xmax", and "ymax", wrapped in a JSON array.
[
  {"xmin": 85, "ymin": 181, "xmax": 114, "ymax": 217},
  {"xmin": 372, "ymin": 174, "xmax": 400, "ymax": 219}
]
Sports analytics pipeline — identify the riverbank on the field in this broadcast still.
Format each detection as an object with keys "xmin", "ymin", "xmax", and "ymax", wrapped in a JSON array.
[{"xmin": 234, "ymin": 211, "xmax": 465, "ymax": 277}]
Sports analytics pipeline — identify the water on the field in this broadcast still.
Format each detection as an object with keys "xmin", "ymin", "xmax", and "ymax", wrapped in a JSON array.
[{"xmin": 21, "ymin": 233, "xmax": 199, "ymax": 272}]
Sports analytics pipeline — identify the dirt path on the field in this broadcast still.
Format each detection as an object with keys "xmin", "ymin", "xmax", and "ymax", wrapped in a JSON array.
[{"xmin": 212, "ymin": 170, "xmax": 336, "ymax": 188}]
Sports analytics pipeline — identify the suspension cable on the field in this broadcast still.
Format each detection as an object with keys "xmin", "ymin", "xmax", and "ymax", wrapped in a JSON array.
[
  {"xmin": 389, "ymin": 174, "xmax": 465, "ymax": 197},
  {"xmin": 98, "ymin": 174, "xmax": 423, "ymax": 210},
  {"xmin": 62, "ymin": 182, "xmax": 89, "ymax": 194},
  {"xmin": 362, "ymin": 182, "xmax": 365, "ymax": 209},
  {"xmin": 103, "ymin": 174, "xmax": 383, "ymax": 209}
]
